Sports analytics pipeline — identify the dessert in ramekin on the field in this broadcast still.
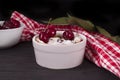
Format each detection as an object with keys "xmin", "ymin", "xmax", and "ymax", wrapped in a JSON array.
[
  {"xmin": 0, "ymin": 18, "xmax": 24, "ymax": 49},
  {"xmin": 32, "ymin": 29, "xmax": 86, "ymax": 69}
]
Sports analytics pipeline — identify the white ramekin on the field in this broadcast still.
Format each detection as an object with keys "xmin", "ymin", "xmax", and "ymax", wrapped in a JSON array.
[
  {"xmin": 32, "ymin": 32, "xmax": 87, "ymax": 69},
  {"xmin": 0, "ymin": 21, "xmax": 25, "ymax": 49}
]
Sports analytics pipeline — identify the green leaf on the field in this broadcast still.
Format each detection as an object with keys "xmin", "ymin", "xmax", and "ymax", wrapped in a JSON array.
[
  {"xmin": 68, "ymin": 15, "xmax": 95, "ymax": 31},
  {"xmin": 50, "ymin": 17, "xmax": 69, "ymax": 24},
  {"xmin": 96, "ymin": 26, "xmax": 120, "ymax": 44},
  {"xmin": 111, "ymin": 36, "xmax": 120, "ymax": 44},
  {"xmin": 96, "ymin": 26, "xmax": 112, "ymax": 38}
]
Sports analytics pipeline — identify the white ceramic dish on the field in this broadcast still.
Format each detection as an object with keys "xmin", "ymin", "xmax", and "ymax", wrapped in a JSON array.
[
  {"xmin": 32, "ymin": 31, "xmax": 87, "ymax": 69},
  {"xmin": 0, "ymin": 21, "xmax": 25, "ymax": 49}
]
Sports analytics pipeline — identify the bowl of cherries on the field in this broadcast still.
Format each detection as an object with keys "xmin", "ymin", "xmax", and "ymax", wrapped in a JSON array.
[
  {"xmin": 32, "ymin": 27, "xmax": 87, "ymax": 69},
  {"xmin": 0, "ymin": 18, "xmax": 25, "ymax": 49}
]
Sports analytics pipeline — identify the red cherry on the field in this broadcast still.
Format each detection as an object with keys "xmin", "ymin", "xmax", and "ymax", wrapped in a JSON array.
[
  {"xmin": 45, "ymin": 28, "xmax": 56, "ymax": 37},
  {"xmin": 0, "ymin": 25, "xmax": 4, "ymax": 29},
  {"xmin": 2, "ymin": 20, "xmax": 13, "ymax": 29},
  {"xmin": 10, "ymin": 18, "xmax": 20, "ymax": 28},
  {"xmin": 39, "ymin": 32, "xmax": 50, "ymax": 43},
  {"xmin": 2, "ymin": 18, "xmax": 20, "ymax": 29},
  {"xmin": 63, "ymin": 30, "xmax": 74, "ymax": 40}
]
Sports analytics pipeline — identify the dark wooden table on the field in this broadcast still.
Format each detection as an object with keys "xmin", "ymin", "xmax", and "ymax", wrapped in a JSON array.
[{"xmin": 0, "ymin": 41, "xmax": 119, "ymax": 80}]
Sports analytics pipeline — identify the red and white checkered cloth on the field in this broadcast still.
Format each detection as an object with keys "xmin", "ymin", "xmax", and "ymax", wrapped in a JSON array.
[{"xmin": 11, "ymin": 11, "xmax": 120, "ymax": 78}]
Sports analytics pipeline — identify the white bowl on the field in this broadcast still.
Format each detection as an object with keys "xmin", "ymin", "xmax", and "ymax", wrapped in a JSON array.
[
  {"xmin": 32, "ymin": 31, "xmax": 87, "ymax": 69},
  {"xmin": 0, "ymin": 21, "xmax": 25, "ymax": 49}
]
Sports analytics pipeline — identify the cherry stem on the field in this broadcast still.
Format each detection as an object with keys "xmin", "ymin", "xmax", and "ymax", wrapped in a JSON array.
[
  {"xmin": 42, "ymin": 18, "xmax": 52, "ymax": 32},
  {"xmin": 46, "ymin": 18, "xmax": 52, "ymax": 29}
]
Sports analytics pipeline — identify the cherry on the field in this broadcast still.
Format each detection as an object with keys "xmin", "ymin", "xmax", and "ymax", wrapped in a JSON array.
[
  {"xmin": 3, "ymin": 21, "xmax": 13, "ymax": 29},
  {"xmin": 45, "ymin": 28, "xmax": 56, "ymax": 37},
  {"xmin": 0, "ymin": 25, "xmax": 4, "ymax": 29},
  {"xmin": 63, "ymin": 30, "xmax": 74, "ymax": 40},
  {"xmin": 39, "ymin": 32, "xmax": 50, "ymax": 43},
  {"xmin": 10, "ymin": 18, "xmax": 20, "ymax": 28},
  {"xmin": 38, "ymin": 27, "xmax": 56, "ymax": 43},
  {"xmin": 2, "ymin": 18, "xmax": 20, "ymax": 29}
]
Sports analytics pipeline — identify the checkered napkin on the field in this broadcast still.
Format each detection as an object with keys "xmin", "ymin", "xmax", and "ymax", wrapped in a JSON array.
[{"xmin": 11, "ymin": 11, "xmax": 120, "ymax": 78}]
